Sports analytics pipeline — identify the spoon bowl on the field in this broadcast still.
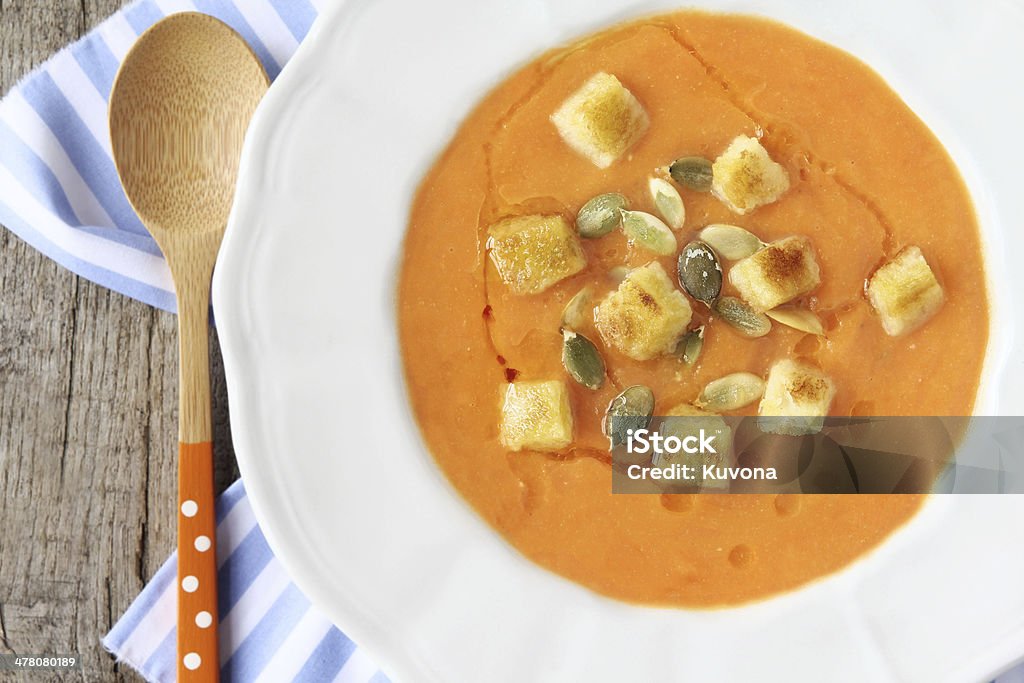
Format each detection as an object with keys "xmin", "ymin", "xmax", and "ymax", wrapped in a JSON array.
[
  {"xmin": 109, "ymin": 13, "xmax": 268, "ymax": 682},
  {"xmin": 111, "ymin": 13, "xmax": 267, "ymax": 240}
]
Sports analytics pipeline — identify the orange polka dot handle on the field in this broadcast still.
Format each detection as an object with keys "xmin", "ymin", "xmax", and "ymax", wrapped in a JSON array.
[{"xmin": 178, "ymin": 441, "xmax": 219, "ymax": 680}]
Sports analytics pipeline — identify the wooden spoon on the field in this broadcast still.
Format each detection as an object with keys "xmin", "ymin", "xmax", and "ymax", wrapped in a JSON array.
[{"xmin": 108, "ymin": 13, "xmax": 267, "ymax": 681}]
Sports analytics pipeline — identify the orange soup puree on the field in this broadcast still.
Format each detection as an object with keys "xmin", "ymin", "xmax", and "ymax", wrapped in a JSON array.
[{"xmin": 398, "ymin": 11, "xmax": 988, "ymax": 607}]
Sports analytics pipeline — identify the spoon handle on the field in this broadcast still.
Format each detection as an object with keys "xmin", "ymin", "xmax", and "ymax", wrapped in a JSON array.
[
  {"xmin": 178, "ymin": 441, "xmax": 219, "ymax": 680},
  {"xmin": 174, "ymin": 257, "xmax": 220, "ymax": 682}
]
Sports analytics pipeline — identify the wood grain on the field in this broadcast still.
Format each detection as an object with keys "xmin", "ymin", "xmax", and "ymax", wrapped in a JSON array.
[
  {"xmin": 109, "ymin": 17, "xmax": 267, "ymax": 679},
  {"xmin": 0, "ymin": 2, "xmax": 241, "ymax": 680}
]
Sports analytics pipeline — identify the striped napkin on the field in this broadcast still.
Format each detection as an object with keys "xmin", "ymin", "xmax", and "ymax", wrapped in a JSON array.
[
  {"xmin": 3, "ymin": 0, "xmax": 1024, "ymax": 682},
  {"xmin": 102, "ymin": 482, "xmax": 386, "ymax": 682},
  {"xmin": 0, "ymin": 0, "xmax": 323, "ymax": 314},
  {"xmin": 0, "ymin": 0, "xmax": 389, "ymax": 681}
]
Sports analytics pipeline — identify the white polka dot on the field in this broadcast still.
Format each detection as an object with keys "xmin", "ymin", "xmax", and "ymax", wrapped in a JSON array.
[
  {"xmin": 183, "ymin": 652, "xmax": 201, "ymax": 670},
  {"xmin": 182, "ymin": 575, "xmax": 199, "ymax": 593},
  {"xmin": 194, "ymin": 535, "xmax": 211, "ymax": 552},
  {"xmin": 181, "ymin": 500, "xmax": 198, "ymax": 518},
  {"xmin": 195, "ymin": 611, "xmax": 213, "ymax": 628}
]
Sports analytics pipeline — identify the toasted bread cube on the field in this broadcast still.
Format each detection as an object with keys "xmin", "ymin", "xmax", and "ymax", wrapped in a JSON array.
[
  {"xmin": 658, "ymin": 404, "xmax": 733, "ymax": 490},
  {"xmin": 867, "ymin": 246, "xmax": 944, "ymax": 336},
  {"xmin": 665, "ymin": 403, "xmax": 719, "ymax": 418},
  {"xmin": 758, "ymin": 360, "xmax": 836, "ymax": 435},
  {"xmin": 499, "ymin": 381, "xmax": 573, "ymax": 452},
  {"xmin": 595, "ymin": 262, "xmax": 692, "ymax": 360},
  {"xmin": 551, "ymin": 72, "xmax": 649, "ymax": 169},
  {"xmin": 711, "ymin": 135, "xmax": 790, "ymax": 214},
  {"xmin": 729, "ymin": 236, "xmax": 821, "ymax": 311},
  {"xmin": 487, "ymin": 214, "xmax": 587, "ymax": 294},
  {"xmin": 663, "ymin": 405, "xmax": 733, "ymax": 457}
]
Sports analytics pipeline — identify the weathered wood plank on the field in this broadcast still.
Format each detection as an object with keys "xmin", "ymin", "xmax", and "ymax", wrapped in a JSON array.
[{"xmin": 0, "ymin": 2, "xmax": 241, "ymax": 681}]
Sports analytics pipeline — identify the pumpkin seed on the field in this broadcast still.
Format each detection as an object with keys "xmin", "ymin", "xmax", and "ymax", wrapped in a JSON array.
[
  {"xmin": 677, "ymin": 240, "xmax": 723, "ymax": 306},
  {"xmin": 603, "ymin": 385, "xmax": 655, "ymax": 448},
  {"xmin": 561, "ymin": 286, "xmax": 593, "ymax": 331},
  {"xmin": 695, "ymin": 372, "xmax": 765, "ymax": 411},
  {"xmin": 621, "ymin": 210, "xmax": 677, "ymax": 255},
  {"xmin": 765, "ymin": 307, "xmax": 824, "ymax": 336},
  {"xmin": 698, "ymin": 224, "xmax": 765, "ymax": 260},
  {"xmin": 674, "ymin": 326, "xmax": 705, "ymax": 367},
  {"xmin": 562, "ymin": 331, "xmax": 605, "ymax": 390},
  {"xmin": 714, "ymin": 296, "xmax": 772, "ymax": 338},
  {"xmin": 669, "ymin": 156, "xmax": 714, "ymax": 192},
  {"xmin": 648, "ymin": 177, "xmax": 685, "ymax": 230},
  {"xmin": 608, "ymin": 266, "xmax": 631, "ymax": 284},
  {"xmin": 576, "ymin": 193, "xmax": 628, "ymax": 238}
]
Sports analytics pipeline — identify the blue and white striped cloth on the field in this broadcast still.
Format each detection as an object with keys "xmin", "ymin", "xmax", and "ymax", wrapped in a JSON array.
[
  {"xmin": 102, "ymin": 482, "xmax": 387, "ymax": 682},
  {"xmin": 0, "ymin": 1, "xmax": 390, "ymax": 681},
  {"xmin": 0, "ymin": 0, "xmax": 323, "ymax": 314}
]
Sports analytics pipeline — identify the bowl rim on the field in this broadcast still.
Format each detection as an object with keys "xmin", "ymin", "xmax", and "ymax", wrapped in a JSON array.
[{"xmin": 213, "ymin": 1, "xmax": 1024, "ymax": 681}]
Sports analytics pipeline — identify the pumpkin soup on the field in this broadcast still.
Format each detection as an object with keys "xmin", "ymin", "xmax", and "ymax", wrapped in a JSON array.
[{"xmin": 398, "ymin": 11, "xmax": 988, "ymax": 607}]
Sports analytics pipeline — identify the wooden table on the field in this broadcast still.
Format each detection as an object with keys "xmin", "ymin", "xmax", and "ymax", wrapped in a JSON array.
[{"xmin": 0, "ymin": 3, "xmax": 241, "ymax": 680}]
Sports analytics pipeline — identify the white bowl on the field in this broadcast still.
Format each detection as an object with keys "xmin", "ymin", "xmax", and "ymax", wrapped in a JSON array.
[{"xmin": 213, "ymin": 1, "xmax": 1024, "ymax": 680}]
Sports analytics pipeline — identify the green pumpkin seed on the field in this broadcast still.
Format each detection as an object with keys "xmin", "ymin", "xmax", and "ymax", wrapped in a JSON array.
[
  {"xmin": 576, "ymin": 193, "xmax": 628, "ymax": 238},
  {"xmin": 621, "ymin": 210, "xmax": 677, "ymax": 255},
  {"xmin": 765, "ymin": 307, "xmax": 824, "ymax": 336},
  {"xmin": 603, "ymin": 385, "xmax": 655, "ymax": 448},
  {"xmin": 698, "ymin": 224, "xmax": 765, "ymax": 260},
  {"xmin": 677, "ymin": 240, "xmax": 722, "ymax": 306},
  {"xmin": 669, "ymin": 156, "xmax": 714, "ymax": 192},
  {"xmin": 674, "ymin": 326, "xmax": 705, "ymax": 367},
  {"xmin": 562, "ymin": 331, "xmax": 606, "ymax": 390},
  {"xmin": 561, "ymin": 286, "xmax": 593, "ymax": 331},
  {"xmin": 714, "ymin": 296, "xmax": 772, "ymax": 338},
  {"xmin": 648, "ymin": 177, "xmax": 685, "ymax": 230},
  {"xmin": 695, "ymin": 372, "xmax": 765, "ymax": 411}
]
